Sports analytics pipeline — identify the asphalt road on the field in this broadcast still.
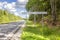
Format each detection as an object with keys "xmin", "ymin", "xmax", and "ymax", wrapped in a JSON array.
[{"xmin": 0, "ymin": 20, "xmax": 25, "ymax": 40}]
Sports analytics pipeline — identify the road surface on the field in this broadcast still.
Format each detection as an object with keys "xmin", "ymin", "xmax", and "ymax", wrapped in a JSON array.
[{"xmin": 0, "ymin": 20, "xmax": 25, "ymax": 40}]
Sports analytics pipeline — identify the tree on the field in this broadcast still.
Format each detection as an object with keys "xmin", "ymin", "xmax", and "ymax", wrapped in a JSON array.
[
  {"xmin": 0, "ymin": 9, "xmax": 22, "ymax": 24},
  {"xmin": 26, "ymin": 0, "xmax": 59, "ymax": 26},
  {"xmin": 26, "ymin": 0, "xmax": 50, "ymax": 23},
  {"xmin": 50, "ymin": 0, "xmax": 57, "ymax": 25}
]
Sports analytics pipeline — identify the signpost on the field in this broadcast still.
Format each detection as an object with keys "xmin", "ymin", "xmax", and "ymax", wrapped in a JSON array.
[
  {"xmin": 23, "ymin": 12, "xmax": 47, "ymax": 26},
  {"xmin": 28, "ymin": 12, "xmax": 47, "ymax": 36},
  {"xmin": 22, "ymin": 12, "xmax": 47, "ymax": 36},
  {"xmin": 22, "ymin": 12, "xmax": 47, "ymax": 26},
  {"xmin": 28, "ymin": 12, "xmax": 47, "ymax": 26},
  {"xmin": 28, "ymin": 12, "xmax": 47, "ymax": 14}
]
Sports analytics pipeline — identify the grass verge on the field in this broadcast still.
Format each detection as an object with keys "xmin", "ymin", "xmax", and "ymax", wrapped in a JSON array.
[{"xmin": 21, "ymin": 21, "xmax": 60, "ymax": 40}]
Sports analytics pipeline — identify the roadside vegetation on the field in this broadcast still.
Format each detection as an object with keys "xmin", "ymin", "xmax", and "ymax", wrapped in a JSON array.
[
  {"xmin": 21, "ymin": 21, "xmax": 60, "ymax": 40},
  {"xmin": 21, "ymin": 0, "xmax": 60, "ymax": 40},
  {"xmin": 26, "ymin": 0, "xmax": 60, "ymax": 26},
  {"xmin": 0, "ymin": 9, "xmax": 22, "ymax": 24}
]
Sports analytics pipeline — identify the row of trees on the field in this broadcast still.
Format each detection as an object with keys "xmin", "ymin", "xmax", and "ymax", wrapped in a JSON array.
[
  {"xmin": 0, "ymin": 9, "xmax": 22, "ymax": 24},
  {"xmin": 26, "ymin": 0, "xmax": 60, "ymax": 26}
]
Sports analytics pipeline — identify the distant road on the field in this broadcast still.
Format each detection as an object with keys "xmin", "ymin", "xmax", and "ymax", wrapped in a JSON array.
[{"xmin": 0, "ymin": 20, "xmax": 25, "ymax": 40}]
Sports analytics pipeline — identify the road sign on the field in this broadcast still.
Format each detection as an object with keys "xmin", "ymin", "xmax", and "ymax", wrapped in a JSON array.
[
  {"xmin": 22, "ymin": 12, "xmax": 47, "ymax": 14},
  {"xmin": 22, "ymin": 12, "xmax": 47, "ymax": 27},
  {"xmin": 28, "ymin": 12, "xmax": 47, "ymax": 14}
]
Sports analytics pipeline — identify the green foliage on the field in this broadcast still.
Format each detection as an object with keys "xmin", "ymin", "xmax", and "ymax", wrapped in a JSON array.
[
  {"xmin": 26, "ymin": 0, "xmax": 51, "ymax": 22},
  {"xmin": 21, "ymin": 21, "xmax": 60, "ymax": 40},
  {"xmin": 26, "ymin": 0, "xmax": 51, "ymax": 12},
  {"xmin": 26, "ymin": 0, "xmax": 60, "ymax": 25},
  {"xmin": 0, "ymin": 9, "xmax": 22, "ymax": 24}
]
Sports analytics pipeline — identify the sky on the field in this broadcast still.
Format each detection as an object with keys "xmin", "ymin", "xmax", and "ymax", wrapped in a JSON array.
[{"xmin": 0, "ymin": 0, "xmax": 29, "ymax": 18}]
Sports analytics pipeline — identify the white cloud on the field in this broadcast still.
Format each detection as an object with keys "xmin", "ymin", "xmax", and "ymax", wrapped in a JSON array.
[
  {"xmin": 10, "ymin": 9, "xmax": 16, "ymax": 12},
  {"xmin": 4, "ymin": 2, "xmax": 16, "ymax": 10},
  {"xmin": 18, "ymin": 0, "xmax": 28, "ymax": 3},
  {"xmin": 17, "ymin": 4, "xmax": 26, "ymax": 8},
  {"xmin": 14, "ymin": 12, "xmax": 19, "ymax": 16},
  {"xmin": 0, "ymin": 0, "xmax": 28, "ymax": 18},
  {"xmin": 16, "ymin": 0, "xmax": 28, "ymax": 8},
  {"xmin": 0, "ymin": 2, "xmax": 2, "ymax": 6},
  {"xmin": 0, "ymin": 1, "xmax": 16, "ymax": 12},
  {"xmin": 6, "ymin": 4, "xmax": 13, "ymax": 9},
  {"xmin": 18, "ymin": 0, "xmax": 25, "ymax": 2},
  {"xmin": 17, "ymin": 0, "xmax": 28, "ymax": 5},
  {"xmin": 0, "ymin": 2, "xmax": 3, "ymax": 9},
  {"xmin": 3, "ymin": 1, "xmax": 7, "ymax": 4},
  {"xmin": 0, "ymin": 2, "xmax": 8, "ymax": 9}
]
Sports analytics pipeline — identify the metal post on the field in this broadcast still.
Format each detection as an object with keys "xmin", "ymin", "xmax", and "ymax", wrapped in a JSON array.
[
  {"xmin": 42, "ymin": 14, "xmax": 44, "ymax": 28},
  {"xmin": 33, "ymin": 14, "xmax": 36, "ymax": 27},
  {"xmin": 42, "ymin": 14, "xmax": 44, "ymax": 36}
]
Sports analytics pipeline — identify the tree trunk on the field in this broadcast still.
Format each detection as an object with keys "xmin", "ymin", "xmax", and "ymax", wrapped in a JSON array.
[{"xmin": 50, "ymin": 0, "xmax": 57, "ymax": 26}]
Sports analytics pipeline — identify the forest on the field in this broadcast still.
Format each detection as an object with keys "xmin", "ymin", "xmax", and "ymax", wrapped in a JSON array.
[{"xmin": 26, "ymin": 0, "xmax": 60, "ymax": 26}]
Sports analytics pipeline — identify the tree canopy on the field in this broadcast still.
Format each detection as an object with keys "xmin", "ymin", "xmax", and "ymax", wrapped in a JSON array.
[{"xmin": 26, "ymin": 0, "xmax": 60, "ymax": 26}]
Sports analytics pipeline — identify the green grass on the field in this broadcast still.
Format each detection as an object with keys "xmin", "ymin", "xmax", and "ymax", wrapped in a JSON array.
[{"xmin": 21, "ymin": 21, "xmax": 60, "ymax": 40}]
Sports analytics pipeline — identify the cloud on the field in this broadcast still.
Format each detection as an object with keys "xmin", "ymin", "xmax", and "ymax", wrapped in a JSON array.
[
  {"xmin": 0, "ymin": 2, "xmax": 8, "ymax": 9},
  {"xmin": 0, "ymin": 0, "xmax": 28, "ymax": 18},
  {"xmin": 16, "ymin": 0, "xmax": 28, "ymax": 8},
  {"xmin": 4, "ymin": 2, "xmax": 16, "ymax": 11},
  {"xmin": 0, "ymin": 1, "xmax": 16, "ymax": 12},
  {"xmin": 0, "ymin": 2, "xmax": 3, "ymax": 9},
  {"xmin": 0, "ymin": 0, "xmax": 28, "ymax": 12},
  {"xmin": 17, "ymin": 0, "xmax": 28, "ymax": 5},
  {"xmin": 17, "ymin": 0, "xmax": 28, "ymax": 3}
]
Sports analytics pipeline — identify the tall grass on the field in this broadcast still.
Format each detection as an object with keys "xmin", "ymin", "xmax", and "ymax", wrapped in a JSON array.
[{"xmin": 21, "ymin": 21, "xmax": 60, "ymax": 40}]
